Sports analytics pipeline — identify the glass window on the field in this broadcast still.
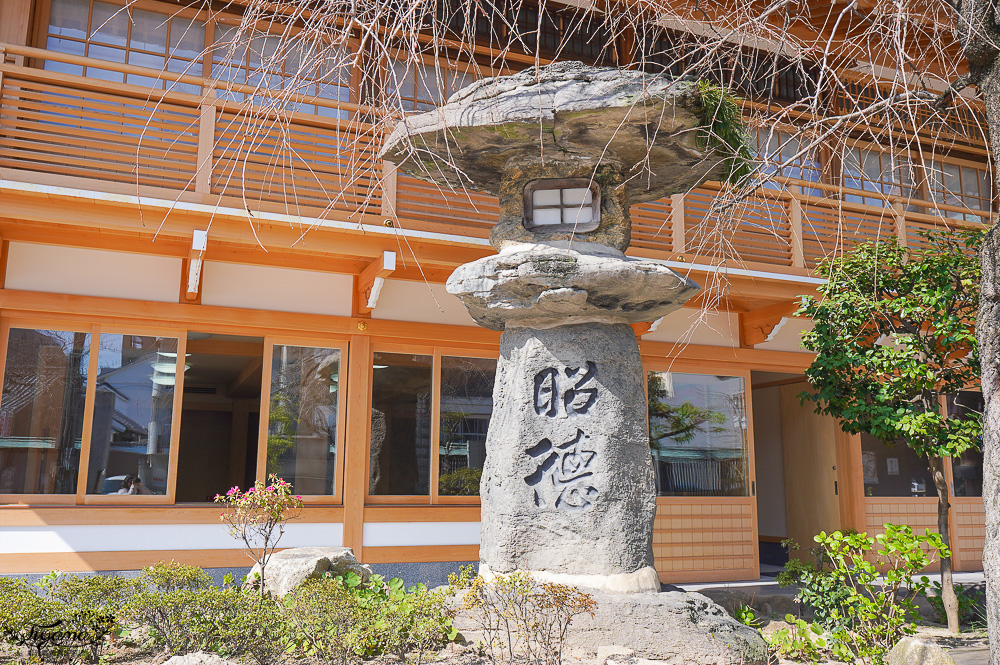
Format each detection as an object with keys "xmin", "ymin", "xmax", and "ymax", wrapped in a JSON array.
[
  {"xmin": 948, "ymin": 391, "xmax": 983, "ymax": 497},
  {"xmin": 647, "ymin": 371, "xmax": 749, "ymax": 497},
  {"xmin": 86, "ymin": 334, "xmax": 178, "ymax": 496},
  {"xmin": 841, "ymin": 146, "xmax": 915, "ymax": 208},
  {"xmin": 754, "ymin": 129, "xmax": 822, "ymax": 197},
  {"xmin": 267, "ymin": 345, "xmax": 341, "ymax": 496},
  {"xmin": 212, "ymin": 25, "xmax": 352, "ymax": 117},
  {"xmin": 438, "ymin": 356, "xmax": 495, "ymax": 497},
  {"xmin": 45, "ymin": 0, "xmax": 207, "ymax": 95},
  {"xmin": 926, "ymin": 160, "xmax": 992, "ymax": 221},
  {"xmin": 388, "ymin": 58, "xmax": 478, "ymax": 112},
  {"xmin": 860, "ymin": 433, "xmax": 934, "ymax": 497},
  {"xmin": 0, "ymin": 328, "xmax": 92, "ymax": 495},
  {"xmin": 370, "ymin": 353, "xmax": 433, "ymax": 495}
]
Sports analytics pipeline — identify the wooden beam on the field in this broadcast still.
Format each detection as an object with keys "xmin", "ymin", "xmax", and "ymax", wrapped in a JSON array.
[
  {"xmin": 228, "ymin": 357, "xmax": 264, "ymax": 396},
  {"xmin": 187, "ymin": 339, "xmax": 265, "ymax": 357},
  {"xmin": 354, "ymin": 251, "xmax": 396, "ymax": 317},
  {"xmin": 342, "ymin": 334, "xmax": 371, "ymax": 561},
  {"xmin": 739, "ymin": 300, "xmax": 801, "ymax": 348}
]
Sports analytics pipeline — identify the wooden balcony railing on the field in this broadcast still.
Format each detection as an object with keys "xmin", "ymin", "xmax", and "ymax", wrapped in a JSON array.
[{"xmin": 0, "ymin": 42, "xmax": 990, "ymax": 279}]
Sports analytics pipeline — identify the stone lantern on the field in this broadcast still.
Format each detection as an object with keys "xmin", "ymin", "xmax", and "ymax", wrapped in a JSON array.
[{"xmin": 382, "ymin": 62, "xmax": 722, "ymax": 594}]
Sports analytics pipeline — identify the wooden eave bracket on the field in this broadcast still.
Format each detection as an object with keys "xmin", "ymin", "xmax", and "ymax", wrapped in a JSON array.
[
  {"xmin": 185, "ymin": 229, "xmax": 208, "ymax": 301},
  {"xmin": 739, "ymin": 300, "xmax": 801, "ymax": 348},
  {"xmin": 356, "ymin": 251, "xmax": 396, "ymax": 317}
]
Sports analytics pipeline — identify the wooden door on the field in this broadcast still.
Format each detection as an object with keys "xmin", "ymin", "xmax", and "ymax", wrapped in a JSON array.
[{"xmin": 780, "ymin": 382, "xmax": 842, "ymax": 557}]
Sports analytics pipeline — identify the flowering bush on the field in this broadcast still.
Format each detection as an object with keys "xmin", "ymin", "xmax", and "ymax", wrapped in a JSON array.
[{"xmin": 214, "ymin": 474, "xmax": 304, "ymax": 593}]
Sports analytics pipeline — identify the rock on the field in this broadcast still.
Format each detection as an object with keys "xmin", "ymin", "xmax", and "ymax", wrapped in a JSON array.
[
  {"xmin": 247, "ymin": 546, "xmax": 372, "ymax": 597},
  {"xmin": 163, "ymin": 653, "xmax": 237, "ymax": 665},
  {"xmin": 381, "ymin": 61, "xmax": 728, "ymax": 206},
  {"xmin": 569, "ymin": 591, "xmax": 768, "ymax": 664},
  {"xmin": 597, "ymin": 645, "xmax": 635, "ymax": 664},
  {"xmin": 888, "ymin": 637, "xmax": 957, "ymax": 665},
  {"xmin": 470, "ymin": 590, "xmax": 766, "ymax": 664},
  {"xmin": 479, "ymin": 322, "xmax": 659, "ymax": 593},
  {"xmin": 446, "ymin": 244, "xmax": 698, "ymax": 331}
]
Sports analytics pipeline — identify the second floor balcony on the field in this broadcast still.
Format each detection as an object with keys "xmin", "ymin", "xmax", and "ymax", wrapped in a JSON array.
[{"xmin": 0, "ymin": 32, "xmax": 992, "ymax": 284}]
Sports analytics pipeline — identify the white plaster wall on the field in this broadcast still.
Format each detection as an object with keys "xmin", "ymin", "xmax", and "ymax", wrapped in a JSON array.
[
  {"xmin": 752, "ymin": 386, "xmax": 788, "ymax": 538},
  {"xmin": 362, "ymin": 522, "xmax": 480, "ymax": 547},
  {"xmin": 755, "ymin": 318, "xmax": 815, "ymax": 354},
  {"xmin": 0, "ymin": 522, "xmax": 342, "ymax": 553},
  {"xmin": 5, "ymin": 243, "xmax": 181, "ymax": 303},
  {"xmin": 201, "ymin": 262, "xmax": 353, "ymax": 316},
  {"xmin": 371, "ymin": 280, "xmax": 477, "ymax": 327},
  {"xmin": 641, "ymin": 308, "xmax": 739, "ymax": 347}
]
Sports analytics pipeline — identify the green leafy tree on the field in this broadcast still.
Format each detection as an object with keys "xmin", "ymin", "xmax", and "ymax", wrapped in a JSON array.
[{"xmin": 797, "ymin": 227, "xmax": 984, "ymax": 634}]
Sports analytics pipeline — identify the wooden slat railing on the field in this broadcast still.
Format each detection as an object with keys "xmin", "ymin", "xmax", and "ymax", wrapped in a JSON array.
[
  {"xmin": 0, "ymin": 41, "xmax": 991, "ymax": 277},
  {"xmin": 0, "ymin": 42, "xmax": 382, "ymax": 220}
]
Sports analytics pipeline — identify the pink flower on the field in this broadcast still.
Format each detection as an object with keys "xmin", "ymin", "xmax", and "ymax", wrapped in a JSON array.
[{"xmin": 296, "ymin": 495, "xmax": 302, "ymax": 500}]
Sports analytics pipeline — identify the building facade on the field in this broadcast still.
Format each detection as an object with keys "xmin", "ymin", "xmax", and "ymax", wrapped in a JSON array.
[{"xmin": 0, "ymin": 0, "xmax": 989, "ymax": 584}]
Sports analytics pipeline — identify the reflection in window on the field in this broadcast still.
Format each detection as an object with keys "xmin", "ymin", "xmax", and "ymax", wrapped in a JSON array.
[
  {"xmin": 45, "ymin": 0, "xmax": 206, "ymax": 94},
  {"xmin": 754, "ymin": 129, "xmax": 822, "ymax": 197},
  {"xmin": 212, "ymin": 26, "xmax": 352, "ymax": 118},
  {"xmin": 389, "ymin": 59, "xmax": 477, "ymax": 112},
  {"xmin": 926, "ymin": 161, "xmax": 992, "ymax": 221},
  {"xmin": 370, "ymin": 353, "xmax": 433, "ymax": 495},
  {"xmin": 87, "ymin": 335, "xmax": 178, "ymax": 496},
  {"xmin": 267, "ymin": 345, "xmax": 340, "ymax": 495},
  {"xmin": 647, "ymin": 372, "xmax": 748, "ymax": 497},
  {"xmin": 861, "ymin": 433, "xmax": 934, "ymax": 497},
  {"xmin": 438, "ymin": 356, "xmax": 495, "ymax": 497},
  {"xmin": 0, "ymin": 328, "xmax": 91, "ymax": 494},
  {"xmin": 841, "ymin": 146, "xmax": 915, "ymax": 208},
  {"xmin": 948, "ymin": 391, "xmax": 983, "ymax": 497}
]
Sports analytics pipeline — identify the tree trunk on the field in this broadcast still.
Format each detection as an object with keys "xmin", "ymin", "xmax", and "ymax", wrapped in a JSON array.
[
  {"xmin": 977, "ymin": 223, "xmax": 1000, "ymax": 663},
  {"xmin": 928, "ymin": 454, "xmax": 960, "ymax": 633}
]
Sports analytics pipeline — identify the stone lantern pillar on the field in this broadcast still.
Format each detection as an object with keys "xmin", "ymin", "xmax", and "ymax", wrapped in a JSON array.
[{"xmin": 382, "ymin": 62, "xmax": 726, "ymax": 594}]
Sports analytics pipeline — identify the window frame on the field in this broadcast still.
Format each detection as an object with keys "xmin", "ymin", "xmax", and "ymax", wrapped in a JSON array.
[
  {"xmin": 32, "ymin": 0, "xmax": 362, "ymax": 115},
  {"xmin": 640, "ymin": 358, "xmax": 756, "ymax": 501},
  {"xmin": 522, "ymin": 178, "xmax": 601, "ymax": 232},
  {"xmin": 258, "ymin": 335, "xmax": 350, "ymax": 505},
  {"xmin": 0, "ymin": 318, "xmax": 188, "ymax": 506},
  {"xmin": 383, "ymin": 47, "xmax": 496, "ymax": 113},
  {"xmin": 366, "ymin": 342, "xmax": 496, "ymax": 505}
]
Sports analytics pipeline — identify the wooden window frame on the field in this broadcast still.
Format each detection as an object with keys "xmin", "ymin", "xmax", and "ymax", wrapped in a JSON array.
[
  {"xmin": 0, "ymin": 318, "xmax": 187, "ymax": 506},
  {"xmin": 81, "ymin": 324, "xmax": 187, "ymax": 506},
  {"xmin": 383, "ymin": 48, "xmax": 497, "ymax": 113},
  {"xmin": 366, "ymin": 341, "xmax": 496, "ymax": 506},
  {"xmin": 641, "ymin": 359, "xmax": 757, "ymax": 502},
  {"xmin": 31, "ymin": 0, "xmax": 361, "ymax": 112},
  {"xmin": 258, "ymin": 334, "xmax": 350, "ymax": 505}
]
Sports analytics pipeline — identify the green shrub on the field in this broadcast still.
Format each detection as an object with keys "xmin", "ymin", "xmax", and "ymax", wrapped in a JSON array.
[
  {"xmin": 213, "ymin": 592, "xmax": 294, "ymax": 665},
  {"xmin": 0, "ymin": 575, "xmax": 118, "ymax": 664},
  {"xmin": 124, "ymin": 567, "xmax": 234, "ymax": 654},
  {"xmin": 813, "ymin": 525, "xmax": 948, "ymax": 665},
  {"xmin": 139, "ymin": 561, "xmax": 212, "ymax": 592},
  {"xmin": 286, "ymin": 573, "xmax": 456, "ymax": 665},
  {"xmin": 777, "ymin": 537, "xmax": 853, "ymax": 629},
  {"xmin": 284, "ymin": 577, "xmax": 358, "ymax": 665},
  {"xmin": 766, "ymin": 614, "xmax": 836, "ymax": 662},
  {"xmin": 446, "ymin": 564, "xmax": 477, "ymax": 590}
]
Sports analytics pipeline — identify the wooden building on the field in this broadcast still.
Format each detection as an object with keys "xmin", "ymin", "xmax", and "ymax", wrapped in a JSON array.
[{"xmin": 0, "ymin": 0, "xmax": 989, "ymax": 583}]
